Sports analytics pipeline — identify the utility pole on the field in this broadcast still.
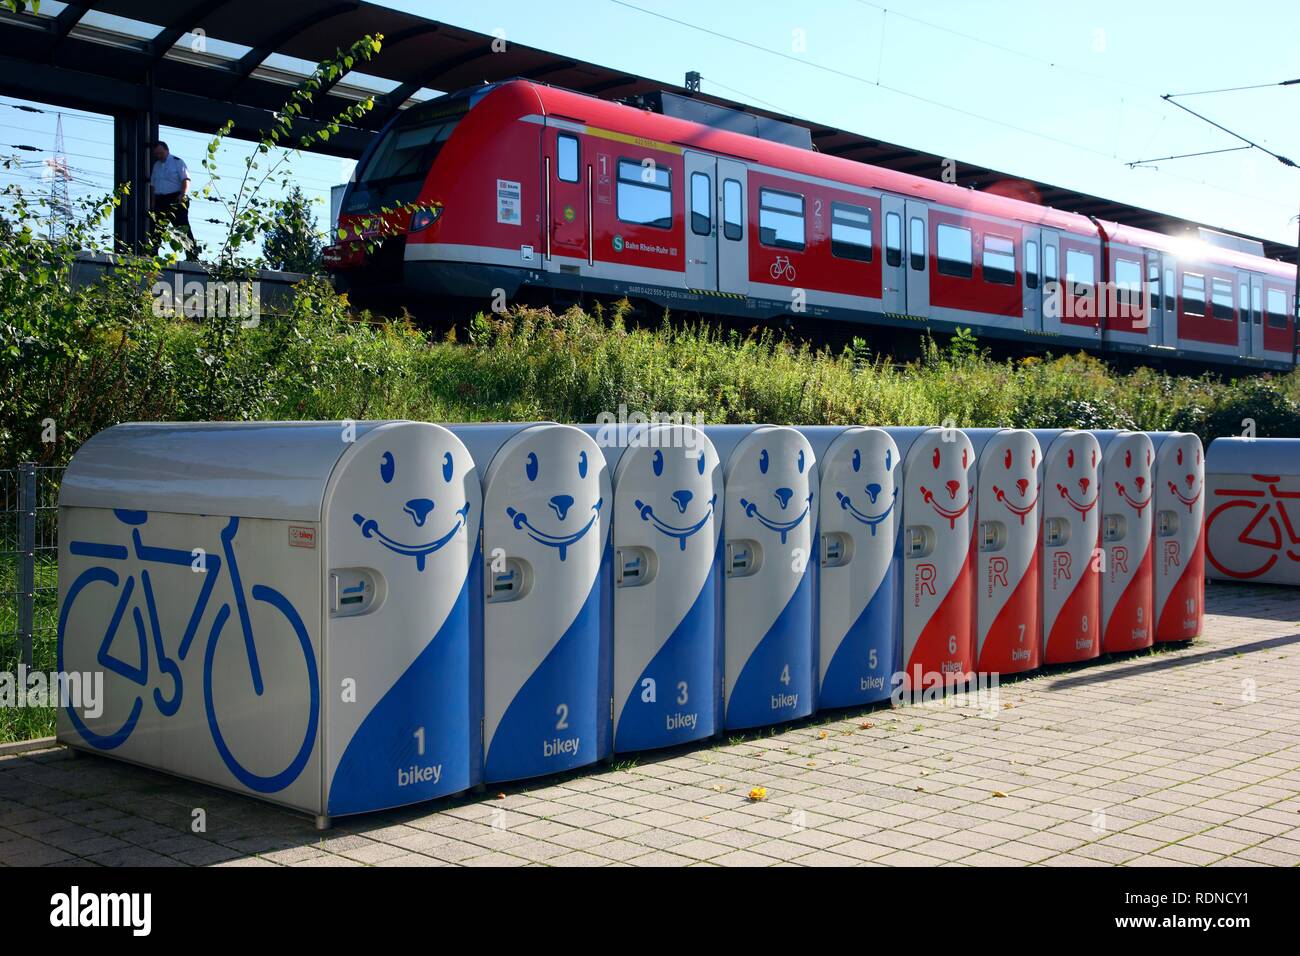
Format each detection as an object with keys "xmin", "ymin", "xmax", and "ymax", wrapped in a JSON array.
[{"xmin": 44, "ymin": 112, "xmax": 73, "ymax": 242}]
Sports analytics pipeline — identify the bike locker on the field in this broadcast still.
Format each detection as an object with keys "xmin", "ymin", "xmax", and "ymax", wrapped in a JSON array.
[
  {"xmin": 1149, "ymin": 432, "xmax": 1205, "ymax": 641},
  {"xmin": 884, "ymin": 427, "xmax": 977, "ymax": 690},
  {"xmin": 1031, "ymin": 429, "xmax": 1102, "ymax": 664},
  {"xmin": 57, "ymin": 422, "xmax": 482, "ymax": 828},
  {"xmin": 966, "ymin": 429, "xmax": 1042, "ymax": 675},
  {"xmin": 1092, "ymin": 430, "xmax": 1155, "ymax": 653},
  {"xmin": 797, "ymin": 426, "xmax": 901, "ymax": 707},
  {"xmin": 702, "ymin": 425, "xmax": 817, "ymax": 729},
  {"xmin": 580, "ymin": 423, "xmax": 723, "ymax": 753},
  {"xmin": 449, "ymin": 423, "xmax": 613, "ymax": 784},
  {"xmin": 1205, "ymin": 437, "xmax": 1300, "ymax": 587}
]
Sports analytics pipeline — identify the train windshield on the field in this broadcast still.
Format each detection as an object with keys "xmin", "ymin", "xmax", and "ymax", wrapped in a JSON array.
[{"xmin": 346, "ymin": 107, "xmax": 465, "ymax": 208}]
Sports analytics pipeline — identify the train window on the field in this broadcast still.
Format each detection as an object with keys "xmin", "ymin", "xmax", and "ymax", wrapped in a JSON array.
[
  {"xmin": 1181, "ymin": 273, "xmax": 1205, "ymax": 316},
  {"xmin": 1114, "ymin": 258, "xmax": 1142, "ymax": 314},
  {"xmin": 1267, "ymin": 288, "xmax": 1289, "ymax": 328},
  {"xmin": 1065, "ymin": 249, "xmax": 1095, "ymax": 297},
  {"xmin": 690, "ymin": 172, "xmax": 712, "ymax": 237},
  {"xmin": 830, "ymin": 202, "xmax": 872, "ymax": 262},
  {"xmin": 616, "ymin": 159, "xmax": 672, "ymax": 230},
  {"xmin": 1147, "ymin": 262, "xmax": 1160, "ymax": 314},
  {"xmin": 1211, "ymin": 278, "xmax": 1234, "ymax": 321},
  {"xmin": 723, "ymin": 179, "xmax": 743, "ymax": 241},
  {"xmin": 1252, "ymin": 285, "xmax": 1263, "ymax": 325},
  {"xmin": 1164, "ymin": 267, "xmax": 1175, "ymax": 313},
  {"xmin": 982, "ymin": 234, "xmax": 1016, "ymax": 285},
  {"xmin": 1239, "ymin": 283, "xmax": 1250, "ymax": 323},
  {"xmin": 355, "ymin": 111, "xmax": 463, "ymax": 192},
  {"xmin": 558, "ymin": 134, "xmax": 580, "ymax": 183},
  {"xmin": 935, "ymin": 225, "xmax": 971, "ymax": 277},
  {"xmin": 885, "ymin": 212, "xmax": 902, "ymax": 267},
  {"xmin": 909, "ymin": 217, "xmax": 926, "ymax": 271},
  {"xmin": 1044, "ymin": 244, "xmax": 1057, "ymax": 285},
  {"xmin": 759, "ymin": 188, "xmax": 805, "ymax": 251},
  {"xmin": 1025, "ymin": 240, "xmax": 1039, "ymax": 289}
]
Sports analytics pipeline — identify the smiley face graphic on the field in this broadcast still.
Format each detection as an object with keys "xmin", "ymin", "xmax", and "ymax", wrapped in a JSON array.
[
  {"xmin": 504, "ymin": 445, "xmax": 603, "ymax": 561},
  {"xmin": 919, "ymin": 442, "xmax": 973, "ymax": 529},
  {"xmin": 632, "ymin": 447, "xmax": 718, "ymax": 551},
  {"xmin": 1056, "ymin": 439, "xmax": 1099, "ymax": 517},
  {"xmin": 834, "ymin": 444, "xmax": 897, "ymax": 536},
  {"xmin": 352, "ymin": 448, "xmax": 471, "ymax": 571},
  {"xmin": 991, "ymin": 442, "xmax": 1039, "ymax": 525},
  {"xmin": 739, "ymin": 445, "xmax": 814, "ymax": 544}
]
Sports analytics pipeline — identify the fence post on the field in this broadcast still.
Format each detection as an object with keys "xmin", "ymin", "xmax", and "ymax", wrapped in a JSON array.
[{"xmin": 17, "ymin": 462, "xmax": 35, "ymax": 669}]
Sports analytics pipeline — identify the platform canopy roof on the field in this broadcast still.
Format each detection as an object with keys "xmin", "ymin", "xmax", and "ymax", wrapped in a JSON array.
[{"xmin": 0, "ymin": 0, "xmax": 1290, "ymax": 259}]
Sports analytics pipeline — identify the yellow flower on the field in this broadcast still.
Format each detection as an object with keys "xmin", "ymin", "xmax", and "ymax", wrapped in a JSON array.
[{"xmin": 748, "ymin": 786, "xmax": 767, "ymax": 802}]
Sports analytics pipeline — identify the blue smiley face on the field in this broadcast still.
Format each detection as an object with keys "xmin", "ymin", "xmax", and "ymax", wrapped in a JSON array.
[
  {"xmin": 353, "ymin": 449, "xmax": 471, "ymax": 572},
  {"xmin": 634, "ymin": 447, "xmax": 717, "ymax": 551},
  {"xmin": 506, "ymin": 445, "xmax": 603, "ymax": 561},
  {"xmin": 739, "ymin": 445, "xmax": 814, "ymax": 544},
  {"xmin": 836, "ymin": 444, "xmax": 897, "ymax": 536}
]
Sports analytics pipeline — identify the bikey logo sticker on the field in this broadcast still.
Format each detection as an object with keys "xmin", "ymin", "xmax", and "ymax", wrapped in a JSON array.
[{"xmin": 49, "ymin": 886, "xmax": 151, "ymax": 937}]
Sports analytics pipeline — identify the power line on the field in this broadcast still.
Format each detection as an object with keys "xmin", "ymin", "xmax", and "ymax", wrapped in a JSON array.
[{"xmin": 604, "ymin": 0, "xmax": 1117, "ymax": 160}]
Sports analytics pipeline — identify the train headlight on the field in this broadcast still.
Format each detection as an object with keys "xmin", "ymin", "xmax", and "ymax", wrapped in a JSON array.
[{"xmin": 409, "ymin": 206, "xmax": 443, "ymax": 232}]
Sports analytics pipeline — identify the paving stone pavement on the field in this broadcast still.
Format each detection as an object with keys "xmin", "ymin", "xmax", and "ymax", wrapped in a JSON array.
[{"xmin": 3, "ymin": 582, "xmax": 1299, "ymax": 867}]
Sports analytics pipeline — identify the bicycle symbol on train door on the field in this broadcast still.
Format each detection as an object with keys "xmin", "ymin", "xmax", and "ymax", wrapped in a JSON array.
[{"xmin": 1205, "ymin": 474, "xmax": 1300, "ymax": 580}]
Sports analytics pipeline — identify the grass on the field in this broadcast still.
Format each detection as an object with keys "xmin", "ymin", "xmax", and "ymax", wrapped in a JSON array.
[{"xmin": 0, "ymin": 554, "xmax": 60, "ymax": 744}]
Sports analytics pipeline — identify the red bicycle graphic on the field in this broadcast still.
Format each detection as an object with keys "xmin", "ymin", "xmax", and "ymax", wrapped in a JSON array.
[{"xmin": 1205, "ymin": 474, "xmax": 1300, "ymax": 579}]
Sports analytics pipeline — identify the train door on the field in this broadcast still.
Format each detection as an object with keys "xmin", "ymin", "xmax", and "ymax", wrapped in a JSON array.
[
  {"xmin": 1249, "ymin": 273, "xmax": 1266, "ymax": 357},
  {"xmin": 1023, "ymin": 226, "xmax": 1042, "ymax": 332},
  {"xmin": 1162, "ymin": 261, "xmax": 1178, "ymax": 347},
  {"xmin": 905, "ymin": 200, "xmax": 929, "ymax": 316},
  {"xmin": 548, "ymin": 128, "xmax": 589, "ymax": 266},
  {"xmin": 881, "ymin": 195, "xmax": 905, "ymax": 314},
  {"xmin": 1145, "ymin": 251, "xmax": 1163, "ymax": 344},
  {"xmin": 1041, "ymin": 229, "xmax": 1062, "ymax": 334},
  {"xmin": 717, "ymin": 158, "xmax": 748, "ymax": 295},
  {"xmin": 684, "ymin": 152, "xmax": 717, "ymax": 291},
  {"xmin": 1237, "ymin": 274, "xmax": 1251, "ymax": 355}
]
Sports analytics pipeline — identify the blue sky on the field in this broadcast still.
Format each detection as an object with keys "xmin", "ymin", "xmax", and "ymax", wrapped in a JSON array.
[{"xmin": 3, "ymin": 0, "xmax": 1298, "ymax": 255}]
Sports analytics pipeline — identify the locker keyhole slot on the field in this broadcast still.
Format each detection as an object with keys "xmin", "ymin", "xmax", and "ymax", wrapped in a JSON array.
[
  {"xmin": 820, "ymin": 532, "xmax": 853, "ymax": 568},
  {"xmin": 329, "ymin": 568, "xmax": 384, "ymax": 618},
  {"xmin": 487, "ymin": 556, "xmax": 532, "ymax": 603},
  {"xmin": 616, "ymin": 547, "xmax": 657, "ymax": 587},
  {"xmin": 979, "ymin": 520, "xmax": 1007, "ymax": 552},
  {"xmin": 904, "ymin": 526, "xmax": 934, "ymax": 559},
  {"xmin": 1044, "ymin": 517, "xmax": 1070, "ymax": 548},
  {"xmin": 1103, "ymin": 513, "xmax": 1126, "ymax": 543},
  {"xmin": 726, "ymin": 539, "xmax": 763, "ymax": 578},
  {"xmin": 1157, "ymin": 510, "xmax": 1179, "ymax": 537}
]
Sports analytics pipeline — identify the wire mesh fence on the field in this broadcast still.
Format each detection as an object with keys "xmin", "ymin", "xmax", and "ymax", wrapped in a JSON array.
[{"xmin": 1, "ymin": 464, "xmax": 63, "ymax": 742}]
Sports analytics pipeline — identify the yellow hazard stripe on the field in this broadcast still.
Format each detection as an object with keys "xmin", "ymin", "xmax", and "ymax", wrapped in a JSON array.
[{"xmin": 689, "ymin": 289, "xmax": 747, "ymax": 299}]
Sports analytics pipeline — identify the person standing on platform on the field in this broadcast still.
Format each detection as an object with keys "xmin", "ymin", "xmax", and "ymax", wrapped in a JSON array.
[{"xmin": 149, "ymin": 141, "xmax": 198, "ymax": 259}]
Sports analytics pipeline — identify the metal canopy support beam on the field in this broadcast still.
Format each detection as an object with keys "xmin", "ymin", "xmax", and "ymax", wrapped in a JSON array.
[
  {"xmin": 145, "ymin": 0, "xmax": 239, "ymax": 67},
  {"xmin": 370, "ymin": 42, "xmax": 494, "ymax": 125},
  {"xmin": 114, "ymin": 104, "xmax": 157, "ymax": 252},
  {"xmin": 225, "ymin": 1, "xmax": 361, "ymax": 98},
  {"xmin": 40, "ymin": 1, "xmax": 93, "ymax": 60}
]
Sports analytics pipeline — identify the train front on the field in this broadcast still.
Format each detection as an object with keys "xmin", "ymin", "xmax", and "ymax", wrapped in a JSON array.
[{"xmin": 324, "ymin": 81, "xmax": 538, "ymax": 302}]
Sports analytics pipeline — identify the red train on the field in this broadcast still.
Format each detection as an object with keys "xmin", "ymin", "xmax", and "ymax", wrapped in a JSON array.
[{"xmin": 325, "ymin": 79, "xmax": 1298, "ymax": 371}]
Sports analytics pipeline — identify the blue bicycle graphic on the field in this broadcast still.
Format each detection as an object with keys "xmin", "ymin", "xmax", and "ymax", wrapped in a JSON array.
[{"xmin": 58, "ymin": 510, "xmax": 319, "ymax": 794}]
